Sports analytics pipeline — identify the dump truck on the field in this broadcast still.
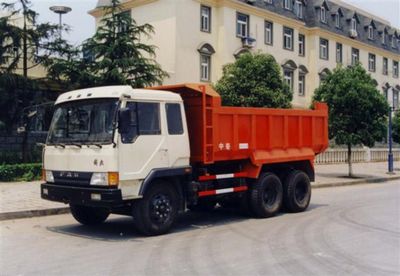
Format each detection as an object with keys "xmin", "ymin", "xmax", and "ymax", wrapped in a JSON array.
[{"xmin": 41, "ymin": 84, "xmax": 328, "ymax": 235}]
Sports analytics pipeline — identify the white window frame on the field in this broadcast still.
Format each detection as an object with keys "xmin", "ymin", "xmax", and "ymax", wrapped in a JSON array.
[
  {"xmin": 368, "ymin": 25, "xmax": 374, "ymax": 40},
  {"xmin": 351, "ymin": 18, "xmax": 357, "ymax": 32},
  {"xmin": 336, "ymin": 43, "xmax": 342, "ymax": 63},
  {"xmin": 351, "ymin": 48, "xmax": 359, "ymax": 65},
  {"xmin": 283, "ymin": 27, "xmax": 293, "ymax": 50},
  {"xmin": 382, "ymin": 32, "xmax": 386, "ymax": 44},
  {"xmin": 284, "ymin": 0, "xmax": 292, "ymax": 10},
  {"xmin": 284, "ymin": 70, "xmax": 293, "ymax": 90},
  {"xmin": 320, "ymin": 6, "xmax": 326, "ymax": 23},
  {"xmin": 335, "ymin": 13, "xmax": 340, "ymax": 28},
  {"xmin": 319, "ymin": 38, "xmax": 329, "ymax": 60},
  {"xmin": 298, "ymin": 34, "xmax": 305, "ymax": 56},
  {"xmin": 394, "ymin": 61, "xmax": 399, "ymax": 78},
  {"xmin": 200, "ymin": 5, "xmax": 211, "ymax": 32},
  {"xmin": 391, "ymin": 36, "xmax": 396, "ymax": 48},
  {"xmin": 298, "ymin": 74, "xmax": 305, "ymax": 96},
  {"xmin": 368, "ymin": 53, "xmax": 376, "ymax": 72},
  {"xmin": 200, "ymin": 54, "xmax": 211, "ymax": 82},
  {"xmin": 383, "ymin": 57, "xmax": 388, "ymax": 75},
  {"xmin": 265, "ymin": 21, "xmax": 273, "ymax": 45},
  {"xmin": 295, "ymin": 0, "xmax": 303, "ymax": 18},
  {"xmin": 236, "ymin": 13, "xmax": 249, "ymax": 38}
]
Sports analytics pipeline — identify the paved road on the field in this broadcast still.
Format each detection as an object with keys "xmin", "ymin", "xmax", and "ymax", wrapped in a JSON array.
[{"xmin": 1, "ymin": 180, "xmax": 399, "ymax": 276}]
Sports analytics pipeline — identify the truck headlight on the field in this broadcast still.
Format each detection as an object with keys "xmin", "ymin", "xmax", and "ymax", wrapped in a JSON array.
[
  {"xmin": 90, "ymin": 172, "xmax": 119, "ymax": 186},
  {"xmin": 90, "ymin": 172, "xmax": 108, "ymax": 186},
  {"xmin": 44, "ymin": 170, "xmax": 54, "ymax": 183}
]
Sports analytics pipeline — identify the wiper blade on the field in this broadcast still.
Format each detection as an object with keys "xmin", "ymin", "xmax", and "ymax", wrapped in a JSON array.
[
  {"xmin": 54, "ymin": 143, "xmax": 65, "ymax": 148},
  {"xmin": 69, "ymin": 142, "xmax": 82, "ymax": 148},
  {"xmin": 87, "ymin": 143, "xmax": 102, "ymax": 149}
]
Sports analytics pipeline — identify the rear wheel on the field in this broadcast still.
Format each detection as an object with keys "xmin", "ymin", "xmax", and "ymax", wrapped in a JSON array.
[
  {"xmin": 250, "ymin": 173, "xmax": 283, "ymax": 218},
  {"xmin": 283, "ymin": 170, "xmax": 311, "ymax": 212},
  {"xmin": 133, "ymin": 181, "xmax": 178, "ymax": 236},
  {"xmin": 70, "ymin": 205, "xmax": 110, "ymax": 225}
]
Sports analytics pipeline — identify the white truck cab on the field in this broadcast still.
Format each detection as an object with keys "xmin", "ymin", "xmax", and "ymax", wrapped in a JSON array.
[{"xmin": 42, "ymin": 86, "xmax": 191, "ymax": 234}]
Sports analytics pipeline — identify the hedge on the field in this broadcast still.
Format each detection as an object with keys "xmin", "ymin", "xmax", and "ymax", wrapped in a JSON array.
[{"xmin": 0, "ymin": 163, "xmax": 42, "ymax": 182}]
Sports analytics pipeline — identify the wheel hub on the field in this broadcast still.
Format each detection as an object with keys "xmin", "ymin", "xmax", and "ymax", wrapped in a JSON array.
[{"xmin": 150, "ymin": 194, "xmax": 172, "ymax": 223}]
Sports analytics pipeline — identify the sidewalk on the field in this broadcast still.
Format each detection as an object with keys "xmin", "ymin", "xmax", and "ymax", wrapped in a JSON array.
[{"xmin": 0, "ymin": 161, "xmax": 399, "ymax": 220}]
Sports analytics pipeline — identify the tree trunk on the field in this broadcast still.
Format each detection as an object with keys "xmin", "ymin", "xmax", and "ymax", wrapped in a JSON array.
[{"xmin": 347, "ymin": 143, "xmax": 353, "ymax": 177}]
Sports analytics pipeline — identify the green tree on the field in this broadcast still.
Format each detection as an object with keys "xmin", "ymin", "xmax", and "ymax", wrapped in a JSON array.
[
  {"xmin": 215, "ymin": 52, "xmax": 292, "ymax": 108},
  {"xmin": 313, "ymin": 63, "xmax": 389, "ymax": 177},
  {"xmin": 47, "ymin": 0, "xmax": 168, "ymax": 88},
  {"xmin": 393, "ymin": 110, "xmax": 400, "ymax": 144}
]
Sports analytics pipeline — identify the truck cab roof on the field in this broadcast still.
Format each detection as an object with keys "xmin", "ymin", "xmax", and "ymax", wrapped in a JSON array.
[{"xmin": 55, "ymin": 85, "xmax": 182, "ymax": 105}]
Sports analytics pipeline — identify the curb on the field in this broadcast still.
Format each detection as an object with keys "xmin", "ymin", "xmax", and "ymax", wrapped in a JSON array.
[
  {"xmin": 0, "ymin": 176, "xmax": 399, "ymax": 221},
  {"xmin": 312, "ymin": 175, "xmax": 400, "ymax": 189},
  {"xmin": 0, "ymin": 207, "xmax": 70, "ymax": 221}
]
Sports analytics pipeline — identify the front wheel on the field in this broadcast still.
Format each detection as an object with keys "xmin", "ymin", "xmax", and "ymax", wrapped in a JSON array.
[
  {"xmin": 133, "ymin": 181, "xmax": 178, "ymax": 236},
  {"xmin": 70, "ymin": 205, "xmax": 110, "ymax": 225},
  {"xmin": 250, "ymin": 173, "xmax": 283, "ymax": 218}
]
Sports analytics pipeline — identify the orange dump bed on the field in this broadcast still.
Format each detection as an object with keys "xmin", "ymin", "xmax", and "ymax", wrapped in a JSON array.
[{"xmin": 151, "ymin": 84, "xmax": 328, "ymax": 168}]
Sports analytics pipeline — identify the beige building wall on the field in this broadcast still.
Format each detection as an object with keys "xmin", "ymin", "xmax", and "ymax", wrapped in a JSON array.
[{"xmin": 90, "ymin": 0, "xmax": 400, "ymax": 108}]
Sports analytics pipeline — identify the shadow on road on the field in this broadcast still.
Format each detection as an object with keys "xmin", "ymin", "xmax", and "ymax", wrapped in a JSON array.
[{"xmin": 46, "ymin": 203, "xmax": 327, "ymax": 241}]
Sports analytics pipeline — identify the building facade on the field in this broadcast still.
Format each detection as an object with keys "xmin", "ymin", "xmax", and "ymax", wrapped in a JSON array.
[{"xmin": 90, "ymin": 0, "xmax": 400, "ymax": 108}]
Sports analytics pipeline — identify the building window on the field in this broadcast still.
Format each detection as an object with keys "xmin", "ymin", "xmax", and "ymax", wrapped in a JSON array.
[
  {"xmin": 117, "ymin": 11, "xmax": 131, "ymax": 33},
  {"xmin": 283, "ymin": 27, "xmax": 293, "ymax": 50},
  {"xmin": 283, "ymin": 70, "xmax": 293, "ymax": 90},
  {"xmin": 383, "ymin": 57, "xmax": 388, "ymax": 75},
  {"xmin": 336, "ymin": 43, "xmax": 342, "ymax": 63},
  {"xmin": 391, "ymin": 36, "xmax": 396, "ymax": 48},
  {"xmin": 298, "ymin": 34, "xmax": 305, "ymax": 56},
  {"xmin": 382, "ymin": 32, "xmax": 386, "ymax": 45},
  {"xmin": 200, "ymin": 55, "xmax": 210, "ymax": 81},
  {"xmin": 298, "ymin": 74, "xmax": 305, "ymax": 96},
  {"xmin": 394, "ymin": 61, "xmax": 399, "ymax": 78},
  {"xmin": 368, "ymin": 25, "xmax": 374, "ymax": 40},
  {"xmin": 394, "ymin": 90, "xmax": 399, "ymax": 109},
  {"xmin": 236, "ymin": 13, "xmax": 249, "ymax": 38},
  {"xmin": 200, "ymin": 5, "xmax": 211, "ymax": 32},
  {"xmin": 368, "ymin": 53, "xmax": 376, "ymax": 72},
  {"xmin": 351, "ymin": 48, "xmax": 359, "ymax": 65},
  {"xmin": 351, "ymin": 18, "xmax": 357, "ymax": 32},
  {"xmin": 264, "ymin": 21, "xmax": 273, "ymax": 45},
  {"xmin": 264, "ymin": 0, "xmax": 273, "ymax": 3},
  {"xmin": 284, "ymin": 0, "xmax": 292, "ymax": 10},
  {"xmin": 295, "ymin": 0, "xmax": 303, "ymax": 18},
  {"xmin": 319, "ymin": 38, "xmax": 329, "ymax": 60},
  {"xmin": 320, "ymin": 6, "xmax": 326, "ymax": 23},
  {"xmin": 335, "ymin": 13, "xmax": 340, "ymax": 28}
]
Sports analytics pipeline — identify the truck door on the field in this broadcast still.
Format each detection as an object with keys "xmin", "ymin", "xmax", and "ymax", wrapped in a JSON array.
[
  {"xmin": 118, "ymin": 101, "xmax": 169, "ymax": 180},
  {"xmin": 164, "ymin": 102, "xmax": 190, "ymax": 167}
]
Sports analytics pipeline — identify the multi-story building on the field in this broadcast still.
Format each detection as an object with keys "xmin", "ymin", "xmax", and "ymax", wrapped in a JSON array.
[{"xmin": 90, "ymin": 0, "xmax": 400, "ymax": 108}]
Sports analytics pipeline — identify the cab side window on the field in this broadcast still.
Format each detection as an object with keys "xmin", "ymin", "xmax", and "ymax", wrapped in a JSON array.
[
  {"xmin": 122, "ymin": 102, "xmax": 161, "ymax": 143},
  {"xmin": 166, "ymin": 103, "xmax": 183, "ymax": 135}
]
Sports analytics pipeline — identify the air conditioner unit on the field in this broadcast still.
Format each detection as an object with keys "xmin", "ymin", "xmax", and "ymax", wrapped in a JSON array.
[
  {"xmin": 242, "ymin": 37, "xmax": 256, "ymax": 48},
  {"xmin": 349, "ymin": 29, "xmax": 358, "ymax": 38}
]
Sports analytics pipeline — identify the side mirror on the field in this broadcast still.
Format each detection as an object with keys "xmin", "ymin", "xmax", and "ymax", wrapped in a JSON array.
[{"xmin": 118, "ymin": 108, "xmax": 131, "ymax": 134}]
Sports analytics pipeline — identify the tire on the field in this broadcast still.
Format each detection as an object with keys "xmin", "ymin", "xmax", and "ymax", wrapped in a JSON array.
[
  {"xmin": 70, "ymin": 205, "xmax": 110, "ymax": 225},
  {"xmin": 283, "ymin": 170, "xmax": 311, "ymax": 213},
  {"xmin": 250, "ymin": 173, "xmax": 283, "ymax": 218},
  {"xmin": 132, "ymin": 181, "xmax": 178, "ymax": 236},
  {"xmin": 187, "ymin": 198, "xmax": 216, "ymax": 212}
]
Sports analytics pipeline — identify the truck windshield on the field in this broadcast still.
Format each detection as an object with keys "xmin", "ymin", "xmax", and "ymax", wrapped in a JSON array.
[{"xmin": 47, "ymin": 99, "xmax": 119, "ymax": 145}]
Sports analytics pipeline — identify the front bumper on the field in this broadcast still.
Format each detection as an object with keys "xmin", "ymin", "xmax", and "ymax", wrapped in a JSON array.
[{"xmin": 41, "ymin": 183, "xmax": 124, "ymax": 208}]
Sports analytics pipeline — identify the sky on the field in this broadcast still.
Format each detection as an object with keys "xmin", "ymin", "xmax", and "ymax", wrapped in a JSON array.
[{"xmin": 5, "ymin": 0, "xmax": 400, "ymax": 45}]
